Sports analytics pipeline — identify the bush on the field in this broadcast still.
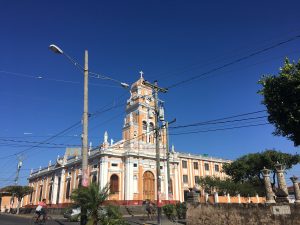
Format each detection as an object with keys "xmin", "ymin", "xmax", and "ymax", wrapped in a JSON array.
[
  {"xmin": 98, "ymin": 205, "xmax": 128, "ymax": 225},
  {"xmin": 175, "ymin": 202, "xmax": 187, "ymax": 219},
  {"xmin": 162, "ymin": 204, "xmax": 176, "ymax": 220}
]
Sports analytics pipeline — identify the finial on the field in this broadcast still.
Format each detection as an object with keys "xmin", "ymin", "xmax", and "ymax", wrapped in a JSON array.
[
  {"xmin": 104, "ymin": 131, "xmax": 108, "ymax": 143},
  {"xmin": 171, "ymin": 144, "xmax": 175, "ymax": 153},
  {"xmin": 139, "ymin": 71, "xmax": 144, "ymax": 79}
]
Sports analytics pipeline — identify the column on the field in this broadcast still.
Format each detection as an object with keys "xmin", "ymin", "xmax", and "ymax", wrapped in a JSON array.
[
  {"xmin": 52, "ymin": 175, "xmax": 58, "ymax": 204},
  {"xmin": 174, "ymin": 163, "xmax": 180, "ymax": 201},
  {"xmin": 214, "ymin": 192, "xmax": 219, "ymax": 204},
  {"xmin": 99, "ymin": 157, "xmax": 108, "ymax": 189},
  {"xmin": 275, "ymin": 163, "xmax": 289, "ymax": 202},
  {"xmin": 290, "ymin": 176, "xmax": 300, "ymax": 204},
  {"xmin": 205, "ymin": 193, "xmax": 209, "ymax": 203},
  {"xmin": 164, "ymin": 161, "xmax": 169, "ymax": 200},
  {"xmin": 59, "ymin": 169, "xmax": 66, "ymax": 203},
  {"xmin": 237, "ymin": 194, "xmax": 241, "ymax": 204},
  {"xmin": 227, "ymin": 193, "xmax": 231, "ymax": 203},
  {"xmin": 256, "ymin": 194, "xmax": 260, "ymax": 203},
  {"xmin": 261, "ymin": 168, "xmax": 275, "ymax": 203},
  {"xmin": 124, "ymin": 157, "xmax": 133, "ymax": 200}
]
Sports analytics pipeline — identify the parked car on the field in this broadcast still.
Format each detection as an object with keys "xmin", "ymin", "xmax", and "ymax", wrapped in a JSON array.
[
  {"xmin": 63, "ymin": 207, "xmax": 81, "ymax": 222},
  {"xmin": 63, "ymin": 207, "xmax": 105, "ymax": 222}
]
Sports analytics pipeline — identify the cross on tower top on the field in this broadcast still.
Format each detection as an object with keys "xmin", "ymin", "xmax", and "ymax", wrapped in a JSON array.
[{"xmin": 139, "ymin": 70, "xmax": 144, "ymax": 78}]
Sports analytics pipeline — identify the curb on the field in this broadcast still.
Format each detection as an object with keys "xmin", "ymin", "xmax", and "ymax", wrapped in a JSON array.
[{"xmin": 0, "ymin": 212, "xmax": 63, "ymax": 220}]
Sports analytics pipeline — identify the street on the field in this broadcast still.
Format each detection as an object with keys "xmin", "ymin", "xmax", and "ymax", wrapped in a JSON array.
[
  {"xmin": 0, "ymin": 214, "xmax": 78, "ymax": 225},
  {"xmin": 0, "ymin": 213, "xmax": 184, "ymax": 225}
]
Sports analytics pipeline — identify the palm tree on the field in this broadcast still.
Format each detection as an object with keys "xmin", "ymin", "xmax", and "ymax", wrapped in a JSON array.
[
  {"xmin": 1, "ymin": 185, "xmax": 33, "ymax": 214},
  {"xmin": 71, "ymin": 183, "xmax": 110, "ymax": 225}
]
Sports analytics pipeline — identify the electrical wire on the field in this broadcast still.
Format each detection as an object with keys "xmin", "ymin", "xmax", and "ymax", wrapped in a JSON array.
[
  {"xmin": 0, "ymin": 121, "xmax": 81, "ymax": 160},
  {"xmin": 0, "ymin": 138, "xmax": 80, "ymax": 147},
  {"xmin": 167, "ymin": 34, "xmax": 300, "ymax": 89},
  {"xmin": 170, "ymin": 115, "xmax": 267, "ymax": 129},
  {"xmin": 0, "ymin": 70, "xmax": 122, "ymax": 88},
  {"xmin": 146, "ymin": 27, "xmax": 300, "ymax": 81},
  {"xmin": 170, "ymin": 123, "xmax": 270, "ymax": 136}
]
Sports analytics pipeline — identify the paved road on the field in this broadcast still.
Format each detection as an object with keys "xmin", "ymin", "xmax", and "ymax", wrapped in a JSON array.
[
  {"xmin": 0, "ymin": 213, "xmax": 184, "ymax": 225},
  {"xmin": 0, "ymin": 214, "xmax": 79, "ymax": 225}
]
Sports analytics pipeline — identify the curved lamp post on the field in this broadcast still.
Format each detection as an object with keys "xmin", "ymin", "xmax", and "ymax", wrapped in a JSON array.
[{"xmin": 49, "ymin": 44, "xmax": 129, "ymax": 225}]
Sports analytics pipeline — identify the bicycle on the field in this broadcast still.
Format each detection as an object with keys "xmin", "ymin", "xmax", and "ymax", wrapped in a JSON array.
[
  {"xmin": 143, "ymin": 202, "xmax": 157, "ymax": 220},
  {"xmin": 30, "ymin": 214, "xmax": 53, "ymax": 225}
]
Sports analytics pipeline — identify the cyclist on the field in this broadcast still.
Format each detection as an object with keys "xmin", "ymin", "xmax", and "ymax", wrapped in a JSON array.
[
  {"xmin": 35, "ymin": 198, "xmax": 47, "ymax": 222},
  {"xmin": 145, "ymin": 200, "xmax": 155, "ymax": 219}
]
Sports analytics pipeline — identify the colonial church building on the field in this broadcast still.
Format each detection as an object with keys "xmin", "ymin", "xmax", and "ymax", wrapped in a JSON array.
[{"xmin": 24, "ymin": 75, "xmax": 230, "ymax": 207}]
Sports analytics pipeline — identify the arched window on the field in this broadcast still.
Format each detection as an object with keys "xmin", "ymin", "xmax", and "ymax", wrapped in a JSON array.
[
  {"xmin": 78, "ymin": 178, "xmax": 82, "ymax": 188},
  {"xmin": 142, "ymin": 121, "xmax": 147, "ymax": 131},
  {"xmin": 110, "ymin": 174, "xmax": 119, "ymax": 194},
  {"xmin": 66, "ymin": 180, "xmax": 71, "ymax": 199},
  {"xmin": 149, "ymin": 122, "xmax": 154, "ymax": 132},
  {"xmin": 92, "ymin": 175, "xmax": 97, "ymax": 184}
]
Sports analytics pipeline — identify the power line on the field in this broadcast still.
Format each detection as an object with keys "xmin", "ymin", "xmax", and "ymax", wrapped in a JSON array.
[
  {"xmin": 0, "ymin": 121, "xmax": 81, "ymax": 160},
  {"xmin": 167, "ymin": 34, "xmax": 300, "ymax": 89},
  {"xmin": 170, "ymin": 123, "xmax": 270, "ymax": 135},
  {"xmin": 170, "ymin": 110, "xmax": 267, "ymax": 129},
  {"xmin": 146, "ymin": 27, "xmax": 300, "ymax": 81},
  {"xmin": 0, "ymin": 70, "xmax": 123, "ymax": 88},
  {"xmin": 0, "ymin": 138, "xmax": 80, "ymax": 147},
  {"xmin": 174, "ymin": 49, "xmax": 300, "ymax": 85},
  {"xmin": 170, "ymin": 115, "xmax": 267, "ymax": 129},
  {"xmin": 0, "ymin": 92, "xmax": 129, "ymax": 160}
]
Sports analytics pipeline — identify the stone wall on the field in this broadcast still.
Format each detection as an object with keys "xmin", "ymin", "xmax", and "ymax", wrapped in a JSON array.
[{"xmin": 187, "ymin": 203, "xmax": 300, "ymax": 225}]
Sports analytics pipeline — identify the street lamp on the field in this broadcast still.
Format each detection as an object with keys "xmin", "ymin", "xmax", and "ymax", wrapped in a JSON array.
[
  {"xmin": 50, "ymin": 44, "xmax": 90, "ymax": 189},
  {"xmin": 49, "ymin": 44, "xmax": 128, "ymax": 225}
]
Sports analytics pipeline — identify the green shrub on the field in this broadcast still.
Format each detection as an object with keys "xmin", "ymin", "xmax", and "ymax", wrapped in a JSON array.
[
  {"xmin": 98, "ymin": 205, "xmax": 128, "ymax": 225},
  {"xmin": 175, "ymin": 202, "xmax": 187, "ymax": 219},
  {"xmin": 162, "ymin": 204, "xmax": 176, "ymax": 220}
]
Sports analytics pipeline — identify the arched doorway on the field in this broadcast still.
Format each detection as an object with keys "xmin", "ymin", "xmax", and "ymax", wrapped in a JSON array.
[{"xmin": 143, "ymin": 171, "xmax": 155, "ymax": 201}]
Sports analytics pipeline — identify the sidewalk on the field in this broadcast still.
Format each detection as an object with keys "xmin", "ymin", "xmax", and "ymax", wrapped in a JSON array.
[
  {"xmin": 0, "ymin": 212, "xmax": 64, "ymax": 220},
  {"xmin": 125, "ymin": 216, "xmax": 186, "ymax": 225}
]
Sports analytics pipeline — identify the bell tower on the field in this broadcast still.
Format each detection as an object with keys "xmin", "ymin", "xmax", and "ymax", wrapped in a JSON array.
[{"xmin": 122, "ymin": 72, "xmax": 166, "ymax": 149}]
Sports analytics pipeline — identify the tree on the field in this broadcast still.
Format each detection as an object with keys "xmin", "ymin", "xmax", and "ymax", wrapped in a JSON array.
[
  {"xmin": 2, "ymin": 185, "xmax": 33, "ymax": 214},
  {"xmin": 222, "ymin": 150, "xmax": 300, "ymax": 189},
  {"xmin": 258, "ymin": 58, "xmax": 300, "ymax": 146},
  {"xmin": 197, "ymin": 176, "xmax": 219, "ymax": 194},
  {"xmin": 197, "ymin": 176, "xmax": 259, "ymax": 197},
  {"xmin": 71, "ymin": 183, "xmax": 109, "ymax": 225}
]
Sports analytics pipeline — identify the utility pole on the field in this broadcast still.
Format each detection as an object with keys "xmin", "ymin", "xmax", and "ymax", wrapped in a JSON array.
[
  {"xmin": 14, "ymin": 157, "xmax": 23, "ymax": 185},
  {"xmin": 11, "ymin": 156, "xmax": 23, "ymax": 211},
  {"xmin": 81, "ymin": 50, "xmax": 89, "ymax": 225},
  {"xmin": 142, "ymin": 80, "xmax": 167, "ymax": 225},
  {"xmin": 82, "ymin": 50, "xmax": 89, "ymax": 188}
]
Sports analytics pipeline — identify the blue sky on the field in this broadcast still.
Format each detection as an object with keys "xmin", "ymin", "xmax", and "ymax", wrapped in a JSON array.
[{"xmin": 0, "ymin": 0, "xmax": 299, "ymax": 187}]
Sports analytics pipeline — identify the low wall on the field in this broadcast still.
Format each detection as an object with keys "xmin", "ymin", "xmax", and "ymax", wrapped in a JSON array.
[{"xmin": 187, "ymin": 203, "xmax": 300, "ymax": 225}]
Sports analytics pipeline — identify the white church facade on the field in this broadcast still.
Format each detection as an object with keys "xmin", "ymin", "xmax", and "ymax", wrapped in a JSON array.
[{"xmin": 24, "ymin": 75, "xmax": 230, "ymax": 207}]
